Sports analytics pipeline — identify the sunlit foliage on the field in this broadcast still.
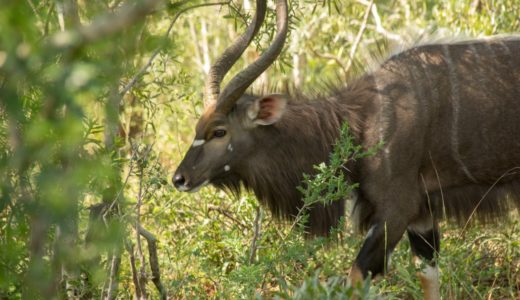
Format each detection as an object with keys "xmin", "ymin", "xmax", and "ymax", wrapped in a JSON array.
[{"xmin": 0, "ymin": 0, "xmax": 519, "ymax": 299}]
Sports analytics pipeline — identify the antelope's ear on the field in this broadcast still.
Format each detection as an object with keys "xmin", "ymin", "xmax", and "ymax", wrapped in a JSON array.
[{"xmin": 246, "ymin": 94, "xmax": 287, "ymax": 126}]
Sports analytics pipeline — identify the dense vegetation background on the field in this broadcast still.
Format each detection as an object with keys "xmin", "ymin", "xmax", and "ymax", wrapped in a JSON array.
[{"xmin": 1, "ymin": 0, "xmax": 519, "ymax": 299}]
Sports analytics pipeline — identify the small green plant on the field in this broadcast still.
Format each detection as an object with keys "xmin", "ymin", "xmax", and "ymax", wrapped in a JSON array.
[{"xmin": 295, "ymin": 122, "xmax": 380, "ymax": 232}]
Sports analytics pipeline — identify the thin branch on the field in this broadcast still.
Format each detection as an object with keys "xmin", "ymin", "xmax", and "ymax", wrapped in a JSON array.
[
  {"xmin": 43, "ymin": 3, "xmax": 56, "ymax": 36},
  {"xmin": 105, "ymin": 152, "xmax": 135, "ymax": 220},
  {"xmin": 50, "ymin": 0, "xmax": 163, "ymax": 50},
  {"xmin": 119, "ymin": 1, "xmax": 230, "ymax": 97},
  {"xmin": 126, "ymin": 242, "xmax": 142, "ymax": 299},
  {"xmin": 26, "ymin": 0, "xmax": 43, "ymax": 25},
  {"xmin": 82, "ymin": 203, "xmax": 109, "ymax": 300},
  {"xmin": 138, "ymin": 225, "xmax": 167, "ymax": 300},
  {"xmin": 56, "ymin": 0, "xmax": 66, "ymax": 31},
  {"xmin": 105, "ymin": 250, "xmax": 122, "ymax": 300},
  {"xmin": 368, "ymin": 3, "xmax": 402, "ymax": 42},
  {"xmin": 207, "ymin": 204, "xmax": 249, "ymax": 231},
  {"xmin": 344, "ymin": 0, "xmax": 374, "ymax": 74},
  {"xmin": 249, "ymin": 207, "xmax": 263, "ymax": 264},
  {"xmin": 135, "ymin": 144, "xmax": 152, "ymax": 300},
  {"xmin": 64, "ymin": 0, "xmax": 81, "ymax": 28},
  {"xmin": 311, "ymin": 48, "xmax": 349, "ymax": 79},
  {"xmin": 109, "ymin": 0, "xmax": 125, "ymax": 11}
]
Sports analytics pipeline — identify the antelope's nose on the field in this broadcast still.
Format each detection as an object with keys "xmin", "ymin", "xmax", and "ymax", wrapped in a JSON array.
[{"xmin": 173, "ymin": 173, "xmax": 187, "ymax": 190}]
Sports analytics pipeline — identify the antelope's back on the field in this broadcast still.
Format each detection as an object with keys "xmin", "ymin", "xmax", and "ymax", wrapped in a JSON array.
[{"xmin": 371, "ymin": 36, "xmax": 520, "ymax": 189}]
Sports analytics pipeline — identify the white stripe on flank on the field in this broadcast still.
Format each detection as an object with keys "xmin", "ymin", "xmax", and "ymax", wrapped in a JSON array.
[
  {"xmin": 442, "ymin": 45, "xmax": 477, "ymax": 182},
  {"xmin": 192, "ymin": 139, "xmax": 205, "ymax": 147},
  {"xmin": 386, "ymin": 250, "xmax": 393, "ymax": 270},
  {"xmin": 498, "ymin": 39, "xmax": 512, "ymax": 57},
  {"xmin": 373, "ymin": 68, "xmax": 392, "ymax": 175},
  {"xmin": 468, "ymin": 43, "xmax": 487, "ymax": 86}
]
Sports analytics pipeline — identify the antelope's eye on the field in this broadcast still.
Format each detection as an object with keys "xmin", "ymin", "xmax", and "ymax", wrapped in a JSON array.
[{"xmin": 213, "ymin": 129, "xmax": 227, "ymax": 138}]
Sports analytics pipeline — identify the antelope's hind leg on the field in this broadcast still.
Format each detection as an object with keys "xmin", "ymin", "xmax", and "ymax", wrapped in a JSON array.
[{"xmin": 407, "ymin": 220, "xmax": 440, "ymax": 300}]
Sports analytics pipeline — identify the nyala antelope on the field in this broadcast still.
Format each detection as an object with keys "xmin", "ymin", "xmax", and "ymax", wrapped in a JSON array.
[{"xmin": 173, "ymin": 0, "xmax": 520, "ymax": 298}]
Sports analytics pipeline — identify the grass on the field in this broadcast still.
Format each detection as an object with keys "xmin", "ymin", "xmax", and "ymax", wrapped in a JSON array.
[{"xmin": 140, "ymin": 185, "xmax": 519, "ymax": 299}]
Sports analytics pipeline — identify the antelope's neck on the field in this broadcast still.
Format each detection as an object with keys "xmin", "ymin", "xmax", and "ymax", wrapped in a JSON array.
[{"xmin": 237, "ymin": 99, "xmax": 352, "ymax": 219}]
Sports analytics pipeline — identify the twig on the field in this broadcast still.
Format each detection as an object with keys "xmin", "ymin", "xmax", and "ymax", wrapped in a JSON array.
[
  {"xmin": 26, "ymin": 0, "xmax": 43, "ymax": 25},
  {"xmin": 56, "ymin": 0, "xmax": 66, "ymax": 31},
  {"xmin": 105, "ymin": 151, "xmax": 135, "ymax": 220},
  {"xmin": 109, "ymin": 0, "xmax": 125, "ymax": 11},
  {"xmin": 249, "ymin": 207, "xmax": 263, "ymax": 264},
  {"xmin": 126, "ymin": 242, "xmax": 142, "ymax": 299},
  {"xmin": 43, "ymin": 3, "xmax": 56, "ymax": 37},
  {"xmin": 105, "ymin": 250, "xmax": 122, "ymax": 300},
  {"xmin": 138, "ymin": 225, "xmax": 167, "ymax": 300},
  {"xmin": 82, "ymin": 203, "xmax": 109, "ymax": 299},
  {"xmin": 344, "ymin": 0, "xmax": 374, "ymax": 74},
  {"xmin": 207, "ymin": 204, "xmax": 249, "ymax": 230},
  {"xmin": 50, "ymin": 0, "xmax": 163, "ymax": 50},
  {"xmin": 368, "ymin": 3, "xmax": 402, "ymax": 42},
  {"xmin": 119, "ymin": 1, "xmax": 230, "ymax": 97},
  {"xmin": 135, "ymin": 144, "xmax": 152, "ymax": 300},
  {"xmin": 311, "ymin": 48, "xmax": 349, "ymax": 79}
]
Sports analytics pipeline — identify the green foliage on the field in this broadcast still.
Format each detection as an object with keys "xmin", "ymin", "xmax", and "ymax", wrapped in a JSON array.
[
  {"xmin": 299, "ymin": 123, "xmax": 381, "ymax": 209},
  {"xmin": 275, "ymin": 271, "xmax": 373, "ymax": 300},
  {"xmin": 1, "ymin": 0, "xmax": 520, "ymax": 299}
]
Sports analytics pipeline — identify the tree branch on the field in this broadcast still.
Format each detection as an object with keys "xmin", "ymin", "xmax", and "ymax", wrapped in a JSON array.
[
  {"xmin": 344, "ymin": 0, "xmax": 374, "ymax": 74},
  {"xmin": 207, "ymin": 204, "xmax": 249, "ymax": 231},
  {"xmin": 138, "ymin": 225, "xmax": 167, "ymax": 300},
  {"xmin": 249, "ymin": 207, "xmax": 263, "ymax": 264},
  {"xmin": 105, "ymin": 250, "xmax": 122, "ymax": 300},
  {"xmin": 126, "ymin": 242, "xmax": 142, "ymax": 299},
  {"xmin": 119, "ymin": 1, "xmax": 231, "ymax": 97},
  {"xmin": 135, "ymin": 144, "xmax": 151, "ymax": 300},
  {"xmin": 311, "ymin": 48, "xmax": 349, "ymax": 79},
  {"xmin": 51, "ymin": 0, "xmax": 164, "ymax": 50}
]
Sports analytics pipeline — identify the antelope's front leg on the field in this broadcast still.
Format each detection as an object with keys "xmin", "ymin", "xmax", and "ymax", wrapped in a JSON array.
[
  {"xmin": 348, "ymin": 219, "xmax": 408, "ymax": 286},
  {"xmin": 408, "ymin": 220, "xmax": 440, "ymax": 300},
  {"xmin": 347, "ymin": 175, "xmax": 428, "ymax": 293}
]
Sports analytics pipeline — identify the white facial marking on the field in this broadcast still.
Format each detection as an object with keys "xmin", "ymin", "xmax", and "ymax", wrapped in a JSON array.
[
  {"xmin": 192, "ymin": 139, "xmax": 205, "ymax": 147},
  {"xmin": 189, "ymin": 179, "xmax": 210, "ymax": 193},
  {"xmin": 227, "ymin": 144, "xmax": 233, "ymax": 152},
  {"xmin": 224, "ymin": 165, "xmax": 230, "ymax": 172},
  {"xmin": 366, "ymin": 225, "xmax": 376, "ymax": 240},
  {"xmin": 177, "ymin": 185, "xmax": 189, "ymax": 192}
]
